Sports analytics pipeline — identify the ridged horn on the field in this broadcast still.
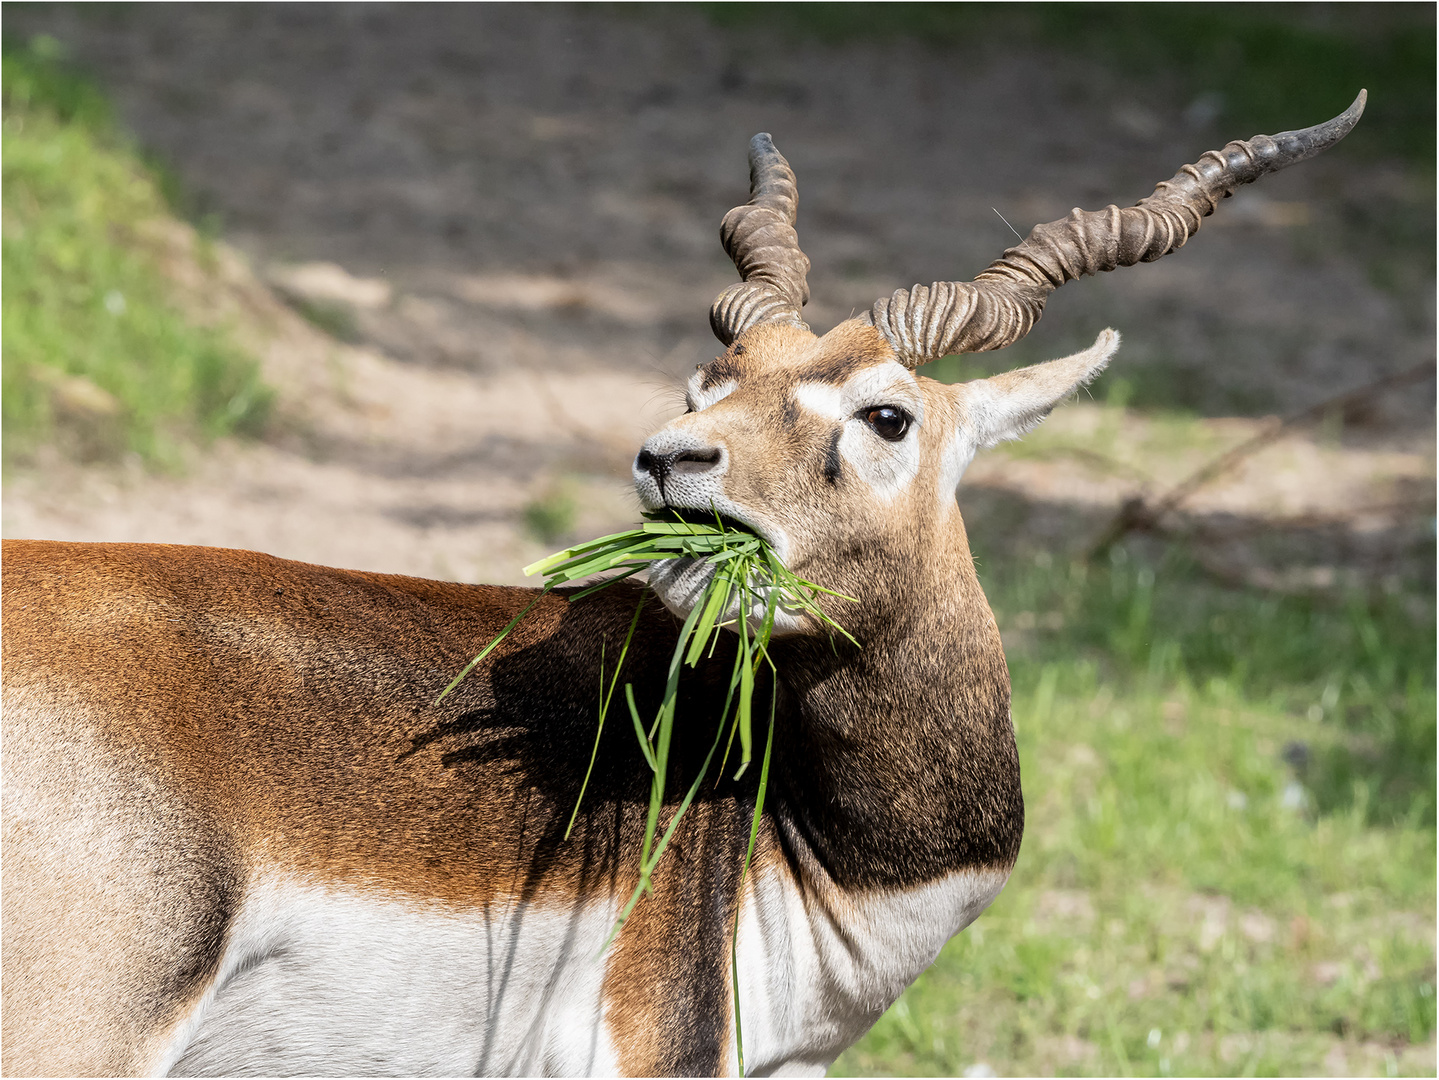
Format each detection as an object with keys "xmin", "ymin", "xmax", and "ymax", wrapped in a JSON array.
[
  {"xmin": 710, "ymin": 133, "xmax": 812, "ymax": 346},
  {"xmin": 867, "ymin": 90, "xmax": 1367, "ymax": 368}
]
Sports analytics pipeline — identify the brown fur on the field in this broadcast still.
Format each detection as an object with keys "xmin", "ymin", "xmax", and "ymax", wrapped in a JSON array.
[{"xmin": 2, "ymin": 317, "xmax": 1038, "ymax": 1076}]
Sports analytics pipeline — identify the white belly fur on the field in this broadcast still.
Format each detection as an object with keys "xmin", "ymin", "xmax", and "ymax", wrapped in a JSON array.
[
  {"xmin": 156, "ymin": 866, "xmax": 1005, "ymax": 1077},
  {"xmin": 162, "ymin": 875, "xmax": 622, "ymax": 1077},
  {"xmin": 729, "ymin": 864, "xmax": 1010, "ymax": 1076}
]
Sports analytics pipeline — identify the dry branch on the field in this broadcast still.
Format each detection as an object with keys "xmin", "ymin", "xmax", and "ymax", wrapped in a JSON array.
[{"xmin": 1087, "ymin": 359, "xmax": 1437, "ymax": 559}]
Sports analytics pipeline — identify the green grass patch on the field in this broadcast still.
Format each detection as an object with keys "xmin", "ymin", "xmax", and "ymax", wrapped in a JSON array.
[
  {"xmin": 2, "ymin": 35, "xmax": 271, "ymax": 470},
  {"xmin": 991, "ymin": 548, "xmax": 1435, "ymax": 827},
  {"xmin": 834, "ymin": 546, "xmax": 1435, "ymax": 1076}
]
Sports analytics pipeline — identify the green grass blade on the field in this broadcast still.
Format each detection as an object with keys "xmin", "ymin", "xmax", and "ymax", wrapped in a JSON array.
[
  {"xmin": 599, "ymin": 875, "xmax": 650, "ymax": 959},
  {"xmin": 435, "ymin": 588, "xmax": 549, "ymax": 703},
  {"xmin": 542, "ymin": 549, "xmax": 647, "ymax": 581},
  {"xmin": 733, "ymin": 583, "xmax": 756, "ymax": 778},
  {"xmin": 565, "ymin": 593, "xmax": 646, "ymax": 841},
  {"xmin": 640, "ymin": 703, "xmax": 730, "ymax": 880},
  {"xmin": 687, "ymin": 565, "xmax": 736, "ymax": 667},
  {"xmin": 567, "ymin": 564, "xmax": 647, "ymax": 601},
  {"xmin": 715, "ymin": 614, "xmax": 751, "ymax": 781},
  {"xmin": 523, "ymin": 529, "xmax": 650, "ymax": 576},
  {"xmin": 626, "ymin": 684, "xmax": 659, "ymax": 774},
  {"xmin": 641, "ymin": 521, "xmax": 721, "ymax": 536},
  {"xmin": 636, "ymin": 598, "xmax": 705, "ymax": 874}
]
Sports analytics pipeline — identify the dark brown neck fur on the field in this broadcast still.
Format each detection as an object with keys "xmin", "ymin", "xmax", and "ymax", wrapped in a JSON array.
[{"xmin": 766, "ymin": 513, "xmax": 1022, "ymax": 890}]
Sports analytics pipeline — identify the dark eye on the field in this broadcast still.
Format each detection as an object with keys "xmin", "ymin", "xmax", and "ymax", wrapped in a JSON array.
[{"xmin": 863, "ymin": 406, "xmax": 910, "ymax": 441}]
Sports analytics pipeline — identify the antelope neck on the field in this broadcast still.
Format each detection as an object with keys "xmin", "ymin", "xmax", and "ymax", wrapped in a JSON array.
[{"xmin": 768, "ymin": 533, "xmax": 1023, "ymax": 892}]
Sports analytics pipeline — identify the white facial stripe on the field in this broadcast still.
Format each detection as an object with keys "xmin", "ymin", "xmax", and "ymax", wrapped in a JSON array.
[
  {"xmin": 837, "ymin": 422, "xmax": 921, "ymax": 503},
  {"xmin": 836, "ymin": 361, "xmax": 926, "ymax": 423},
  {"xmin": 793, "ymin": 362, "xmax": 925, "ymax": 503},
  {"xmin": 792, "ymin": 362, "xmax": 925, "ymax": 426},
  {"xmin": 686, "ymin": 372, "xmax": 738, "ymax": 412},
  {"xmin": 792, "ymin": 381, "xmax": 847, "ymax": 422}
]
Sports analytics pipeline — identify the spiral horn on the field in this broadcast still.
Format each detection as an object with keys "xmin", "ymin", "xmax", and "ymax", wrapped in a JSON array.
[
  {"xmin": 709, "ymin": 133, "xmax": 813, "ymax": 346},
  {"xmin": 866, "ymin": 91, "xmax": 1367, "ymax": 368}
]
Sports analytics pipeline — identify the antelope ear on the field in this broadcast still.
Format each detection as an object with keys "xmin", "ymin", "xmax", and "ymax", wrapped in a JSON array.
[{"xmin": 955, "ymin": 329, "xmax": 1120, "ymax": 449}]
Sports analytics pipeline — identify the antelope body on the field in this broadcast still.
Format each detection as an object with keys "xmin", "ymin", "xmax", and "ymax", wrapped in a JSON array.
[{"xmin": 1, "ymin": 95, "xmax": 1363, "ymax": 1077}]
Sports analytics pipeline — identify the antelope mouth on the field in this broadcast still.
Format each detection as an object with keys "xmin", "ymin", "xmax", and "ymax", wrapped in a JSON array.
[
  {"xmin": 646, "ymin": 503, "xmax": 745, "ymax": 604},
  {"xmin": 645, "ymin": 505, "xmax": 805, "ymax": 633}
]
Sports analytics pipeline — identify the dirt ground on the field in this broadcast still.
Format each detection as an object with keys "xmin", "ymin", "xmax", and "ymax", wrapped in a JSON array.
[{"xmin": 4, "ymin": 4, "xmax": 1434, "ymax": 591}]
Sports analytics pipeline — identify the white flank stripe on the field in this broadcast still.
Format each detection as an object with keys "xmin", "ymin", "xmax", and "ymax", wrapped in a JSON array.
[{"xmin": 162, "ymin": 876, "xmax": 621, "ymax": 1077}]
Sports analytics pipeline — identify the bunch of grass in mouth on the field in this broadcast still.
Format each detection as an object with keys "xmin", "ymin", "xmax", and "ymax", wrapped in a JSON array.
[{"xmin": 439, "ymin": 510, "xmax": 855, "ymax": 1069}]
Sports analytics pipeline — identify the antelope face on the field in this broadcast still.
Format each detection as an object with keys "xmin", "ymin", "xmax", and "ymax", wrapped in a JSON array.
[{"xmin": 634, "ymin": 320, "xmax": 1118, "ymax": 628}]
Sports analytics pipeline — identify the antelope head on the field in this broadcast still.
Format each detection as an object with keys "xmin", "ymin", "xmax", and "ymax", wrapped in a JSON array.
[{"xmin": 638, "ymin": 95, "xmax": 1365, "ymax": 633}]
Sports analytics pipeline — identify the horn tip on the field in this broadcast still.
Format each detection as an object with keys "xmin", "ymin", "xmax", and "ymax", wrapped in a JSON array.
[
  {"xmin": 1318, "ymin": 88, "xmax": 1367, "ymax": 145},
  {"xmin": 1267, "ymin": 89, "xmax": 1367, "ymax": 163},
  {"xmin": 1337, "ymin": 88, "xmax": 1367, "ymax": 129},
  {"xmin": 748, "ymin": 132, "xmax": 784, "ymax": 169}
]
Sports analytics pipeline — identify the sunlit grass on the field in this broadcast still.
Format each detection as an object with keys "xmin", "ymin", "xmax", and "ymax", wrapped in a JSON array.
[
  {"xmin": 834, "ymin": 550, "xmax": 1435, "ymax": 1076},
  {"xmin": 2, "ymin": 35, "xmax": 270, "ymax": 470}
]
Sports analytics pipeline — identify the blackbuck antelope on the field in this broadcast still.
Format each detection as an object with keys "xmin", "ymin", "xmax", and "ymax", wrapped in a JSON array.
[{"xmin": 2, "ymin": 93, "xmax": 1363, "ymax": 1077}]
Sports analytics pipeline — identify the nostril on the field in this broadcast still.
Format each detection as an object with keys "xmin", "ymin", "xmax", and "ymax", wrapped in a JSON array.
[
  {"xmin": 635, "ymin": 448, "xmax": 662, "ymax": 478},
  {"xmin": 670, "ymin": 447, "xmax": 723, "ymax": 475}
]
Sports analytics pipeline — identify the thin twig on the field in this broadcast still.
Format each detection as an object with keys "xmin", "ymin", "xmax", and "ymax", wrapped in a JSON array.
[{"xmin": 1087, "ymin": 359, "xmax": 1436, "ymax": 558}]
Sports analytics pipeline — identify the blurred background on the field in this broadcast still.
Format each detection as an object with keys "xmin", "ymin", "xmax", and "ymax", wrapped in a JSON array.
[{"xmin": 2, "ymin": 4, "xmax": 1433, "ymax": 1075}]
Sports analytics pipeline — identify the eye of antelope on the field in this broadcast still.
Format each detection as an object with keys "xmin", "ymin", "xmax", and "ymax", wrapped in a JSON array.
[{"xmin": 862, "ymin": 405, "xmax": 911, "ymax": 441}]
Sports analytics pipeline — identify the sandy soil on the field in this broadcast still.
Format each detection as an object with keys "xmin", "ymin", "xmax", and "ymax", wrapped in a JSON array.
[{"xmin": 4, "ymin": 5, "xmax": 1433, "ymax": 590}]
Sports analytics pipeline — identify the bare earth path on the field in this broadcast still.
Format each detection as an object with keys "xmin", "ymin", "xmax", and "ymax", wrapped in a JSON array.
[{"xmin": 4, "ymin": 4, "xmax": 1433, "ymax": 591}]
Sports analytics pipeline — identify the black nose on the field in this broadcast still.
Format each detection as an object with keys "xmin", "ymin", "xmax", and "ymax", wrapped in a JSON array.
[{"xmin": 635, "ymin": 447, "xmax": 723, "ymax": 492}]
